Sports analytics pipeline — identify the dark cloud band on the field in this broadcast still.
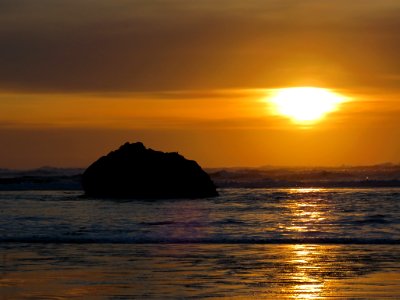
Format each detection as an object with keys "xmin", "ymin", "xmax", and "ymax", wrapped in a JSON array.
[{"xmin": 0, "ymin": 0, "xmax": 399, "ymax": 93}]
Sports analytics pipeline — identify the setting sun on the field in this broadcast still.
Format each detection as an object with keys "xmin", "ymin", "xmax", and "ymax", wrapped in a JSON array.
[{"xmin": 269, "ymin": 87, "xmax": 347, "ymax": 124}]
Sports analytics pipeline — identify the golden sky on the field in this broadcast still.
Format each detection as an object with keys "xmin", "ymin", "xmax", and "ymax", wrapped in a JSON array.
[{"xmin": 0, "ymin": 0, "xmax": 399, "ymax": 168}]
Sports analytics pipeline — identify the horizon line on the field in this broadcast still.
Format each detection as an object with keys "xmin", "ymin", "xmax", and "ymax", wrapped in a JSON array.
[{"xmin": 1, "ymin": 162, "xmax": 400, "ymax": 172}]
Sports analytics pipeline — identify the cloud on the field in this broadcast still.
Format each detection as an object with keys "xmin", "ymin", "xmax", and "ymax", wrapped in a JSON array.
[{"xmin": 0, "ymin": 0, "xmax": 399, "ymax": 93}]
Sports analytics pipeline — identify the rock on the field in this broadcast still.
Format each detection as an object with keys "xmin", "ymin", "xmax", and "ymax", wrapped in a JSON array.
[{"xmin": 82, "ymin": 142, "xmax": 218, "ymax": 198}]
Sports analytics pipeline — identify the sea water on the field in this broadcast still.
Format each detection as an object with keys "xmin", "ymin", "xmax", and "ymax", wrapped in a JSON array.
[{"xmin": 1, "ymin": 188, "xmax": 400, "ymax": 298}]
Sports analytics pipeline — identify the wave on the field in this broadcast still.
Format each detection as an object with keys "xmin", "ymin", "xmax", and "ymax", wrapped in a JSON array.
[{"xmin": 2, "ymin": 236, "xmax": 400, "ymax": 245}]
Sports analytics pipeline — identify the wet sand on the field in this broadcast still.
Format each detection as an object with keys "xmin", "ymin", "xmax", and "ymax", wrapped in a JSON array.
[{"xmin": 1, "ymin": 243, "xmax": 400, "ymax": 299}]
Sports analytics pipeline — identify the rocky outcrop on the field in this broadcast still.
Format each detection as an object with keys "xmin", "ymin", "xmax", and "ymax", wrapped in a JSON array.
[{"xmin": 82, "ymin": 142, "xmax": 218, "ymax": 198}]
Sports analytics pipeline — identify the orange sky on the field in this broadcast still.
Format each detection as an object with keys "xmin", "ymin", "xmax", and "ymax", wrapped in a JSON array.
[{"xmin": 0, "ymin": 1, "xmax": 399, "ymax": 168}]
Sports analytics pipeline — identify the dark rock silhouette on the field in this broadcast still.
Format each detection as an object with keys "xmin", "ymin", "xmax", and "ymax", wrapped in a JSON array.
[{"xmin": 82, "ymin": 142, "xmax": 218, "ymax": 198}]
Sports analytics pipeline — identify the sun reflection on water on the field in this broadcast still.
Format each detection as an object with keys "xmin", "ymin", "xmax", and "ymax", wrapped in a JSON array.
[
  {"xmin": 287, "ymin": 244, "xmax": 326, "ymax": 299},
  {"xmin": 289, "ymin": 188, "xmax": 325, "ymax": 193},
  {"xmin": 280, "ymin": 189, "xmax": 334, "ymax": 298},
  {"xmin": 285, "ymin": 189, "xmax": 328, "ymax": 234}
]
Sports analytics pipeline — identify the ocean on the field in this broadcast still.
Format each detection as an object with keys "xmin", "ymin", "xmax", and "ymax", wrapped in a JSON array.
[{"xmin": 1, "ymin": 188, "xmax": 400, "ymax": 299}]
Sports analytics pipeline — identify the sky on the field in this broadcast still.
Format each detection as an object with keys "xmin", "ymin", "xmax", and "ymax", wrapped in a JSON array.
[{"xmin": 0, "ymin": 0, "xmax": 400, "ymax": 168}]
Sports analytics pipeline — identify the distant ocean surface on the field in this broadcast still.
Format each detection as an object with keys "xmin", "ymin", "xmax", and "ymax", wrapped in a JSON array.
[{"xmin": 1, "ymin": 188, "xmax": 400, "ymax": 298}]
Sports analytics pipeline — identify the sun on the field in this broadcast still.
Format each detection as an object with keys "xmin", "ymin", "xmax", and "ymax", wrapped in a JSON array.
[{"xmin": 268, "ymin": 87, "xmax": 347, "ymax": 124}]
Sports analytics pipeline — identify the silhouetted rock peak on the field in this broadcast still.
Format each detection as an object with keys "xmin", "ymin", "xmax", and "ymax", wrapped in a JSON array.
[
  {"xmin": 82, "ymin": 142, "xmax": 218, "ymax": 199},
  {"xmin": 119, "ymin": 142, "xmax": 146, "ymax": 152}
]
